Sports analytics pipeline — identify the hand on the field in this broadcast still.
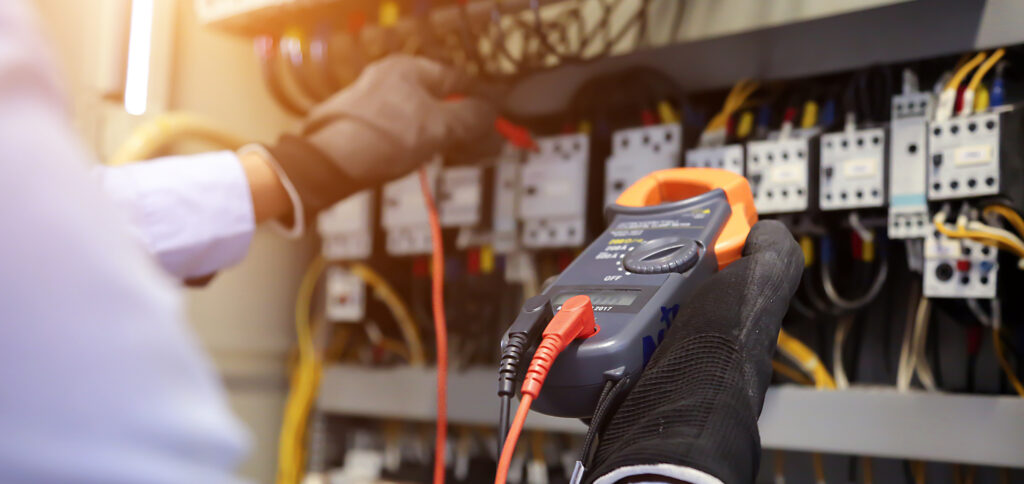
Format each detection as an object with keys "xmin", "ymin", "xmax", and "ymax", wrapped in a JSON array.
[
  {"xmin": 585, "ymin": 221, "xmax": 804, "ymax": 484},
  {"xmin": 259, "ymin": 55, "xmax": 502, "ymax": 216}
]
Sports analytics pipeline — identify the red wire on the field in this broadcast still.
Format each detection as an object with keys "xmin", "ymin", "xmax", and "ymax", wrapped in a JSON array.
[
  {"xmin": 420, "ymin": 167, "xmax": 449, "ymax": 484},
  {"xmin": 495, "ymin": 393, "xmax": 533, "ymax": 484}
]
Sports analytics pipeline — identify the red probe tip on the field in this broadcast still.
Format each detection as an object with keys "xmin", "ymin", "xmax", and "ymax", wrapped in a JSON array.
[{"xmin": 495, "ymin": 117, "xmax": 539, "ymax": 152}]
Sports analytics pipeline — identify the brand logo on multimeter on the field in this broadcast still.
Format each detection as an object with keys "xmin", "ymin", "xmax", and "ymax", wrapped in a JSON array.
[{"xmin": 641, "ymin": 304, "xmax": 681, "ymax": 365}]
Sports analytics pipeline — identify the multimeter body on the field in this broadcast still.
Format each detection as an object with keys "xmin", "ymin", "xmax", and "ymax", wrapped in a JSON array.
[{"xmin": 508, "ymin": 168, "xmax": 756, "ymax": 418}]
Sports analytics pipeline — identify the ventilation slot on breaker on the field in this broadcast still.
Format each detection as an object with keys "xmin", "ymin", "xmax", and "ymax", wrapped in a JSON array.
[
  {"xmin": 382, "ymin": 161, "xmax": 440, "ymax": 256},
  {"xmin": 520, "ymin": 134, "xmax": 589, "ymax": 248},
  {"xmin": 605, "ymin": 124, "xmax": 682, "ymax": 205},
  {"xmin": 685, "ymin": 144, "xmax": 744, "ymax": 175},
  {"xmin": 927, "ymin": 108, "xmax": 1024, "ymax": 204},
  {"xmin": 317, "ymin": 190, "xmax": 373, "ymax": 261},
  {"xmin": 924, "ymin": 233, "xmax": 998, "ymax": 299},
  {"xmin": 819, "ymin": 128, "xmax": 887, "ymax": 211},
  {"xmin": 746, "ymin": 137, "xmax": 819, "ymax": 215}
]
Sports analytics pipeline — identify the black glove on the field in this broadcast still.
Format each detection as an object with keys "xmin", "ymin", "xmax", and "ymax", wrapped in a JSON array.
[
  {"xmin": 259, "ymin": 55, "xmax": 502, "ymax": 216},
  {"xmin": 585, "ymin": 220, "xmax": 804, "ymax": 484}
]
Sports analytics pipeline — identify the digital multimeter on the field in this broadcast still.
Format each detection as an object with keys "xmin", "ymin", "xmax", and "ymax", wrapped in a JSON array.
[{"xmin": 513, "ymin": 168, "xmax": 757, "ymax": 418}]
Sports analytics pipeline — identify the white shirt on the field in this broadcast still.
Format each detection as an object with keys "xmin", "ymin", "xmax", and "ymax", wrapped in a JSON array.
[
  {"xmin": 1, "ymin": 1, "xmax": 720, "ymax": 482},
  {"xmin": 0, "ymin": 2, "xmax": 248, "ymax": 483}
]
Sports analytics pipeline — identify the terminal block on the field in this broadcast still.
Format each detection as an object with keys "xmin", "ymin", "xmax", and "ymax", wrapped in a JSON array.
[
  {"xmin": 684, "ymin": 144, "xmax": 744, "ymax": 176},
  {"xmin": 746, "ymin": 136, "xmax": 819, "ymax": 215},
  {"xmin": 927, "ymin": 108, "xmax": 1024, "ymax": 205},
  {"xmin": 381, "ymin": 161, "xmax": 440, "ymax": 256},
  {"xmin": 317, "ymin": 190, "xmax": 373, "ymax": 260},
  {"xmin": 923, "ymin": 232, "xmax": 998, "ymax": 299},
  {"xmin": 605, "ymin": 124, "xmax": 682, "ymax": 206},
  {"xmin": 819, "ymin": 127, "xmax": 887, "ymax": 211},
  {"xmin": 519, "ymin": 134, "xmax": 589, "ymax": 248}
]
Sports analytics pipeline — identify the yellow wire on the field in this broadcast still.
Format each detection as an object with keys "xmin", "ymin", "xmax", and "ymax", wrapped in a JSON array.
[
  {"xmin": 705, "ymin": 79, "xmax": 759, "ymax": 133},
  {"xmin": 933, "ymin": 214, "xmax": 1024, "ymax": 260},
  {"xmin": 278, "ymin": 255, "xmax": 327, "ymax": 484},
  {"xmin": 778, "ymin": 329, "xmax": 837, "ymax": 390},
  {"xmin": 946, "ymin": 52, "xmax": 987, "ymax": 90},
  {"xmin": 772, "ymin": 360, "xmax": 814, "ymax": 385},
  {"xmin": 967, "ymin": 48, "xmax": 1006, "ymax": 92},
  {"xmin": 350, "ymin": 263, "xmax": 426, "ymax": 366},
  {"xmin": 984, "ymin": 205, "xmax": 1024, "ymax": 238},
  {"xmin": 108, "ymin": 112, "xmax": 248, "ymax": 165},
  {"xmin": 994, "ymin": 328, "xmax": 1024, "ymax": 397},
  {"xmin": 813, "ymin": 453, "xmax": 826, "ymax": 484}
]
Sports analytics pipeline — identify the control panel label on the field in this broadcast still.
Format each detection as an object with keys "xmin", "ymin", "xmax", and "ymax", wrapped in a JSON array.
[{"xmin": 954, "ymin": 145, "xmax": 993, "ymax": 166}]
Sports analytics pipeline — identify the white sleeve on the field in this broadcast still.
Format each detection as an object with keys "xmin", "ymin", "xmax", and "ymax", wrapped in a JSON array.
[
  {"xmin": 592, "ymin": 464, "xmax": 725, "ymax": 484},
  {"xmin": 0, "ymin": 2, "xmax": 250, "ymax": 483},
  {"xmin": 97, "ymin": 151, "xmax": 256, "ymax": 280}
]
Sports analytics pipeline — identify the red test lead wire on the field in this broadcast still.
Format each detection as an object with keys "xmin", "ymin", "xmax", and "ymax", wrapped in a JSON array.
[
  {"xmin": 495, "ymin": 295, "xmax": 598, "ymax": 484},
  {"xmin": 419, "ymin": 168, "xmax": 449, "ymax": 484}
]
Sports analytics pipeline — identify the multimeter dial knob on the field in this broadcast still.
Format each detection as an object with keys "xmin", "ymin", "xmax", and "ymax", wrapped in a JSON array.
[{"xmin": 623, "ymin": 236, "xmax": 701, "ymax": 274}]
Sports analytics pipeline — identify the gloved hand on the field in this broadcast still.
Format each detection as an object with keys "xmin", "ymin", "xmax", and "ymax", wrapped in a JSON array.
[
  {"xmin": 259, "ymin": 54, "xmax": 502, "ymax": 217},
  {"xmin": 585, "ymin": 220, "xmax": 804, "ymax": 484}
]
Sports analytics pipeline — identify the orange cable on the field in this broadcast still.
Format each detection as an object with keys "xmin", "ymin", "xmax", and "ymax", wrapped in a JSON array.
[
  {"xmin": 420, "ymin": 167, "xmax": 449, "ymax": 484},
  {"xmin": 494, "ymin": 295, "xmax": 597, "ymax": 484},
  {"xmin": 495, "ymin": 394, "xmax": 533, "ymax": 484}
]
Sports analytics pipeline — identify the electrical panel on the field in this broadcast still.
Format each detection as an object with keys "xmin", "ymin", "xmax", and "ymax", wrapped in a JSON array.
[
  {"xmin": 381, "ymin": 161, "xmax": 440, "ymax": 256},
  {"xmin": 927, "ymin": 108, "xmax": 1024, "ymax": 203},
  {"xmin": 519, "ymin": 134, "xmax": 589, "ymax": 248},
  {"xmin": 819, "ymin": 128, "xmax": 887, "ymax": 211},
  {"xmin": 746, "ymin": 137, "xmax": 819, "ymax": 215},
  {"xmin": 923, "ymin": 233, "xmax": 998, "ymax": 299},
  {"xmin": 325, "ymin": 265, "xmax": 366, "ymax": 322},
  {"xmin": 317, "ymin": 190, "xmax": 373, "ymax": 261},
  {"xmin": 439, "ymin": 165, "xmax": 484, "ymax": 228},
  {"xmin": 684, "ymin": 144, "xmax": 745, "ymax": 176},
  {"xmin": 604, "ymin": 124, "xmax": 682, "ymax": 206}
]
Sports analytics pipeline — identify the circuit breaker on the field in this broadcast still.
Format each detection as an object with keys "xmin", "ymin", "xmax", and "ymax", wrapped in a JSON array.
[
  {"xmin": 685, "ymin": 144, "xmax": 744, "ymax": 176},
  {"xmin": 923, "ymin": 233, "xmax": 998, "ymax": 299},
  {"xmin": 325, "ymin": 265, "xmax": 366, "ymax": 322},
  {"xmin": 927, "ymin": 108, "xmax": 1024, "ymax": 204},
  {"xmin": 819, "ymin": 127, "xmax": 887, "ymax": 211},
  {"xmin": 887, "ymin": 92, "xmax": 934, "ymax": 238},
  {"xmin": 746, "ymin": 136, "xmax": 819, "ymax": 214},
  {"xmin": 605, "ymin": 124, "xmax": 682, "ymax": 205},
  {"xmin": 519, "ymin": 133, "xmax": 589, "ymax": 248},
  {"xmin": 491, "ymin": 148, "xmax": 522, "ymax": 253},
  {"xmin": 381, "ymin": 161, "xmax": 440, "ymax": 256},
  {"xmin": 439, "ymin": 165, "xmax": 484, "ymax": 228},
  {"xmin": 317, "ymin": 190, "xmax": 374, "ymax": 261}
]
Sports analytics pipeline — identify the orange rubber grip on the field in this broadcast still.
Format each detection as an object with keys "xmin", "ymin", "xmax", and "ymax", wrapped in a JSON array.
[{"xmin": 614, "ymin": 168, "xmax": 757, "ymax": 270}]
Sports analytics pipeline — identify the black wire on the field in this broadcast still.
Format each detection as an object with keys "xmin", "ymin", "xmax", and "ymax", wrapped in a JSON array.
[
  {"xmin": 498, "ymin": 395, "xmax": 511, "ymax": 450},
  {"xmin": 578, "ymin": 377, "xmax": 630, "ymax": 468}
]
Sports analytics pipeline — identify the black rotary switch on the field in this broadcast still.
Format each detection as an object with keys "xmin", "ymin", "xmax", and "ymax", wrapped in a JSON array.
[{"xmin": 622, "ymin": 236, "xmax": 701, "ymax": 274}]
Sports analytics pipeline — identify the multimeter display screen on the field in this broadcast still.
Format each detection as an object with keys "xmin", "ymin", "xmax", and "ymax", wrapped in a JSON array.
[{"xmin": 552, "ymin": 289, "xmax": 640, "ymax": 307}]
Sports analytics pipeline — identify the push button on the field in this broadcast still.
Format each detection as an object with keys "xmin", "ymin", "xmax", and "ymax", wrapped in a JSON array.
[{"xmin": 623, "ymin": 236, "xmax": 701, "ymax": 274}]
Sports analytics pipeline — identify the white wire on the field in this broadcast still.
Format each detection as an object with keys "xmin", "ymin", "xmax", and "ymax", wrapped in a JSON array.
[
  {"xmin": 911, "ymin": 296, "xmax": 938, "ymax": 392},
  {"xmin": 833, "ymin": 316, "xmax": 854, "ymax": 389},
  {"xmin": 967, "ymin": 299, "xmax": 992, "ymax": 327}
]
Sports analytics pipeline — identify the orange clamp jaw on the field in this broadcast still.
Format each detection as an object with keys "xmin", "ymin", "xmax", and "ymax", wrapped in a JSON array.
[{"xmin": 614, "ymin": 167, "xmax": 757, "ymax": 270}]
